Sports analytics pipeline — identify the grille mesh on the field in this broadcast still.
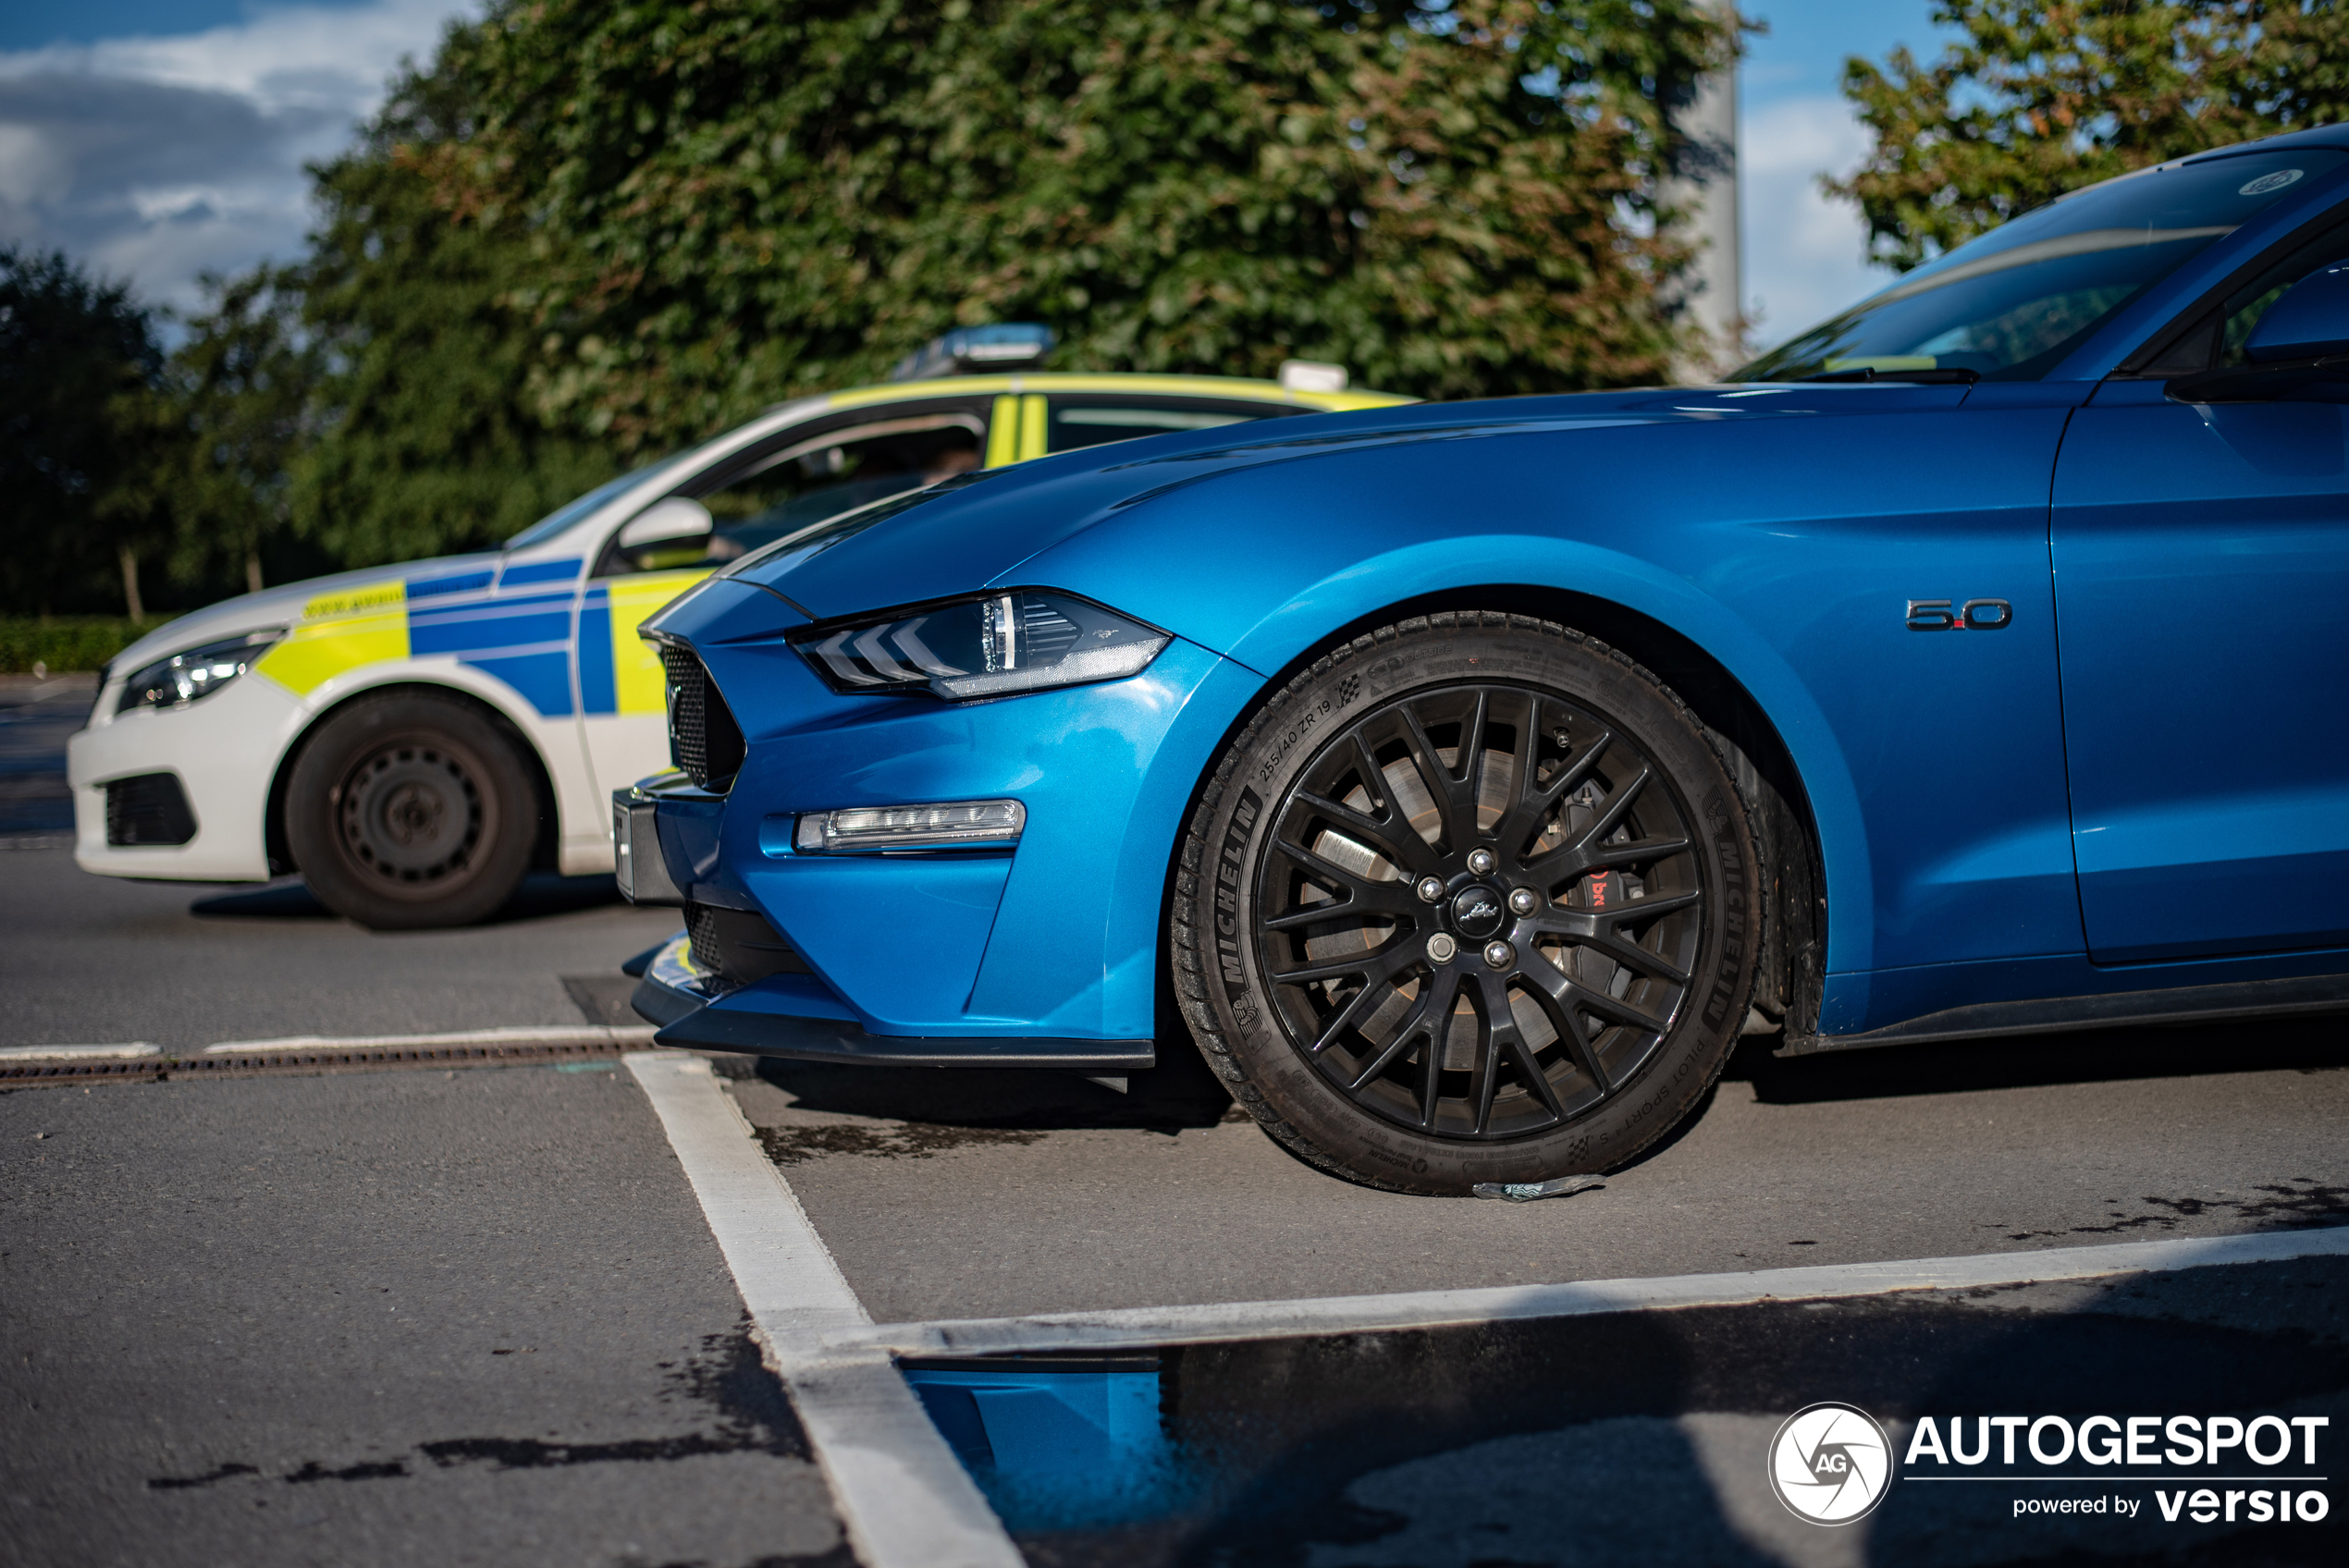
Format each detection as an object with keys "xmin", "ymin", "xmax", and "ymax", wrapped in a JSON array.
[
  {"xmin": 661, "ymin": 644, "xmax": 745, "ymax": 788},
  {"xmin": 105, "ymin": 772, "xmax": 197, "ymax": 846},
  {"xmin": 685, "ymin": 902, "xmax": 727, "ymax": 975}
]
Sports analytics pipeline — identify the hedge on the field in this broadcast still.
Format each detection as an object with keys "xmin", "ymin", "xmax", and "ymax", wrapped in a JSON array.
[{"xmin": 0, "ymin": 617, "xmax": 176, "ymax": 673}]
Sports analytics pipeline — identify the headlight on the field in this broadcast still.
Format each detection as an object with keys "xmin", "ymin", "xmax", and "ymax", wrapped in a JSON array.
[
  {"xmin": 790, "ymin": 590, "xmax": 1168, "ymax": 700},
  {"xmin": 117, "ymin": 630, "xmax": 283, "ymax": 715}
]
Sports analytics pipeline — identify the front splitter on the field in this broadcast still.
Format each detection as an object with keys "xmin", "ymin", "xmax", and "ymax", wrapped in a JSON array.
[{"xmin": 630, "ymin": 944, "xmax": 1155, "ymax": 1072}]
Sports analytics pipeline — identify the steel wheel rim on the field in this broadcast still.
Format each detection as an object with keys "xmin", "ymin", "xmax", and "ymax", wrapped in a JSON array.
[
  {"xmin": 335, "ymin": 740, "xmax": 487, "ymax": 889},
  {"xmin": 1250, "ymin": 682, "xmax": 1706, "ymax": 1142}
]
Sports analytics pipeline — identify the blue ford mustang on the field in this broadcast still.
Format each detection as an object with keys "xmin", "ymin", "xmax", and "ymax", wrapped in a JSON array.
[{"xmin": 618, "ymin": 130, "xmax": 2349, "ymax": 1194}]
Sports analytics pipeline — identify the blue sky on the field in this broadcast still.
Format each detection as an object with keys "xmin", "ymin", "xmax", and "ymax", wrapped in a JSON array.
[{"xmin": 0, "ymin": 0, "xmax": 1955, "ymax": 347}]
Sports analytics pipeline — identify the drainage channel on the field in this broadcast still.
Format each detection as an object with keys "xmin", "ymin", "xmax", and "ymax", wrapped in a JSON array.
[
  {"xmin": 896, "ymin": 1251, "xmax": 2349, "ymax": 1568},
  {"xmin": 0, "ymin": 1032, "xmax": 656, "ymax": 1087}
]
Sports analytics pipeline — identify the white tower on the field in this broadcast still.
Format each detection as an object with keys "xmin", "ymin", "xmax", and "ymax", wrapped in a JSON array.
[{"xmin": 1667, "ymin": 1, "xmax": 1742, "ymax": 381}]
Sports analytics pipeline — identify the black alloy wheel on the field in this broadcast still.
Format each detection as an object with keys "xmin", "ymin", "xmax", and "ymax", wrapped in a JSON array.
[
  {"xmin": 285, "ymin": 692, "xmax": 539, "ymax": 929},
  {"xmin": 1174, "ymin": 613, "xmax": 1756, "ymax": 1194}
]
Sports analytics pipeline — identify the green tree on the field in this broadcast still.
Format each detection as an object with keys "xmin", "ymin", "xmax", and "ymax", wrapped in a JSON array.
[
  {"xmin": 414, "ymin": 0, "xmax": 1740, "ymax": 458},
  {"xmin": 0, "ymin": 246, "xmax": 166, "ymax": 617},
  {"xmin": 290, "ymin": 41, "xmax": 613, "ymax": 568},
  {"xmin": 160, "ymin": 267, "xmax": 321, "ymax": 598},
  {"xmin": 1836, "ymin": 0, "xmax": 2349, "ymax": 272}
]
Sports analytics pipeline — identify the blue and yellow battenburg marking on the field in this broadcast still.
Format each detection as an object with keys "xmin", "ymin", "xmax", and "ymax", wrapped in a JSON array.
[{"xmin": 250, "ymin": 557, "xmax": 705, "ymax": 718}]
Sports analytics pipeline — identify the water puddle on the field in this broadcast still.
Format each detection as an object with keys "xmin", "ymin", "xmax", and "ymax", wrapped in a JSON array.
[{"xmin": 902, "ymin": 1255, "xmax": 2349, "ymax": 1567}]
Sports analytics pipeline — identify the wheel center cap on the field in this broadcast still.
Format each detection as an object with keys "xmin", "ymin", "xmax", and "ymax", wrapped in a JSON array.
[{"xmin": 1450, "ymin": 885, "xmax": 1506, "ymax": 938}]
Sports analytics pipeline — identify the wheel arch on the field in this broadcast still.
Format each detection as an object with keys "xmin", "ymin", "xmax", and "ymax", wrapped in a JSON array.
[
  {"xmin": 264, "ymin": 678, "xmax": 562, "ymax": 877},
  {"xmin": 1194, "ymin": 584, "xmax": 1829, "ymax": 1039}
]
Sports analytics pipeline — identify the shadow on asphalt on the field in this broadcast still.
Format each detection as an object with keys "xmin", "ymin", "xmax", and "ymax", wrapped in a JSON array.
[
  {"xmin": 746, "ymin": 1031, "xmax": 1237, "ymax": 1137},
  {"xmin": 1725, "ymin": 1012, "xmax": 2349, "ymax": 1104},
  {"xmin": 190, "ymin": 872, "xmax": 627, "ymax": 926},
  {"xmin": 742, "ymin": 1009, "xmax": 2349, "ymax": 1152}
]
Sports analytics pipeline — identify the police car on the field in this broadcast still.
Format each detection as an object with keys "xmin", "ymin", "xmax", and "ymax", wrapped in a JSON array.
[{"xmin": 68, "ymin": 328, "xmax": 1407, "ymax": 926}]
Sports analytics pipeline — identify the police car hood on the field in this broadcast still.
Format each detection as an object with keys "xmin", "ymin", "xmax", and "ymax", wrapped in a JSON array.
[{"xmin": 106, "ymin": 553, "xmax": 504, "ymax": 674}]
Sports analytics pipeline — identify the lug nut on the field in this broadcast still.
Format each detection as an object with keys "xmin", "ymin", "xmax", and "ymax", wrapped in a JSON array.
[
  {"xmin": 1482, "ymin": 940, "xmax": 1514, "ymax": 970},
  {"xmin": 1467, "ymin": 848, "xmax": 1496, "ymax": 875},
  {"xmin": 1508, "ymin": 888, "xmax": 1539, "ymax": 915},
  {"xmin": 1416, "ymin": 876, "xmax": 1445, "ymax": 903},
  {"xmin": 1427, "ymin": 933, "xmax": 1458, "ymax": 963}
]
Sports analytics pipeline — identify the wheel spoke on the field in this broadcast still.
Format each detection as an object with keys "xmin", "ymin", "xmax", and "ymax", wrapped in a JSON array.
[
  {"xmin": 1310, "ymin": 969, "xmax": 1410, "ymax": 1055},
  {"xmin": 1583, "ymin": 834, "xmax": 1691, "ymax": 871},
  {"xmin": 1397, "ymin": 704, "xmax": 1467, "ymax": 850},
  {"xmin": 1347, "ymin": 733, "xmax": 1390, "ymax": 814},
  {"xmin": 1291, "ymin": 789, "xmax": 1438, "ymax": 877},
  {"xmin": 1521, "ymin": 952, "xmax": 1669, "ymax": 1043},
  {"xmin": 1497, "ymin": 728, "xmax": 1610, "ymax": 851},
  {"xmin": 1519, "ymin": 973, "xmax": 1611, "ymax": 1094},
  {"xmin": 1577, "ymin": 930, "xmax": 1692, "ymax": 986},
  {"xmin": 1346, "ymin": 964, "xmax": 1457, "ymax": 1096},
  {"xmin": 1573, "ymin": 762, "xmax": 1651, "ymax": 852},
  {"xmin": 1261, "ymin": 893, "xmax": 1414, "ymax": 932},
  {"xmin": 1466, "ymin": 973, "xmax": 1516, "ymax": 1135},
  {"xmin": 1271, "ymin": 839, "xmax": 1414, "ymax": 904},
  {"xmin": 1270, "ymin": 941, "xmax": 1415, "ymax": 988}
]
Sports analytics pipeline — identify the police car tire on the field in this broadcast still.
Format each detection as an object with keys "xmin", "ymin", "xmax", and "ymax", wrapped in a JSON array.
[
  {"xmin": 285, "ymin": 691, "xmax": 538, "ymax": 931},
  {"xmin": 1170, "ymin": 611, "xmax": 1757, "ymax": 1196}
]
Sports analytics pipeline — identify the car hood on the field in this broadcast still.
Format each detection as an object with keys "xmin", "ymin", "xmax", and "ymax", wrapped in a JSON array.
[
  {"xmin": 720, "ymin": 383, "xmax": 1973, "ymax": 620},
  {"xmin": 106, "ymin": 552, "xmax": 505, "ymax": 674}
]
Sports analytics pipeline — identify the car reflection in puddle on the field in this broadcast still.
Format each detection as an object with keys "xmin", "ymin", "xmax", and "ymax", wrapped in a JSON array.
[{"xmin": 901, "ymin": 1257, "xmax": 2349, "ymax": 1568}]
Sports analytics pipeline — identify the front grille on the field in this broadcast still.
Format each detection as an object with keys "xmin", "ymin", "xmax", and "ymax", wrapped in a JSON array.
[
  {"xmin": 685, "ymin": 901, "xmax": 809, "ymax": 986},
  {"xmin": 661, "ymin": 643, "xmax": 745, "ymax": 789},
  {"xmin": 105, "ymin": 773, "xmax": 197, "ymax": 846}
]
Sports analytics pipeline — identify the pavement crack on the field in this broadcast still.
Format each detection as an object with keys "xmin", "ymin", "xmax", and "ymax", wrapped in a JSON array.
[
  {"xmin": 285, "ymin": 1460, "xmax": 409, "ymax": 1483},
  {"xmin": 146, "ymin": 1462, "xmax": 259, "ymax": 1491}
]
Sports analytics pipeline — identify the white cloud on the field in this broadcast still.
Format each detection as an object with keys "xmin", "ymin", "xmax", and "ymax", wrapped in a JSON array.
[
  {"xmin": 1739, "ymin": 93, "xmax": 1892, "ymax": 349},
  {"xmin": 0, "ymin": 0, "xmax": 472, "ymax": 319}
]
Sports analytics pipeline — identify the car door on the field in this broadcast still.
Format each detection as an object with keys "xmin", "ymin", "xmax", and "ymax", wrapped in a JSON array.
[
  {"xmin": 574, "ymin": 404, "xmax": 990, "ymax": 801},
  {"xmin": 2051, "ymin": 225, "xmax": 2349, "ymax": 962}
]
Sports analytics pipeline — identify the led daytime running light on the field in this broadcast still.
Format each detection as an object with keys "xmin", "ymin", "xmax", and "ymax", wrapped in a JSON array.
[{"xmin": 793, "ymin": 799, "xmax": 1026, "ymax": 853}]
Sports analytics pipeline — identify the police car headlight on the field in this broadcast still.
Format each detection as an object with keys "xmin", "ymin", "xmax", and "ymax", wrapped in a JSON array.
[
  {"xmin": 790, "ymin": 591, "xmax": 1167, "ymax": 701},
  {"xmin": 117, "ymin": 630, "xmax": 283, "ymax": 715}
]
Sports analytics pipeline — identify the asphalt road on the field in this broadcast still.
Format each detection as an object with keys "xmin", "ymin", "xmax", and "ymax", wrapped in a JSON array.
[{"xmin": 5, "ymin": 710, "xmax": 2346, "ymax": 1567}]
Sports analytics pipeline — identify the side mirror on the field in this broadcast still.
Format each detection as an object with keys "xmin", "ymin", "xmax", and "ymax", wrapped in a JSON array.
[
  {"xmin": 2168, "ymin": 263, "xmax": 2349, "ymax": 405},
  {"xmin": 617, "ymin": 496, "xmax": 713, "ymax": 550},
  {"xmin": 2244, "ymin": 264, "xmax": 2349, "ymax": 361}
]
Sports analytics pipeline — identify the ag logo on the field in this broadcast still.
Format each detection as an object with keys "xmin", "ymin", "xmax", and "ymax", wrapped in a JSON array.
[{"xmin": 1768, "ymin": 1402, "xmax": 1894, "ymax": 1525}]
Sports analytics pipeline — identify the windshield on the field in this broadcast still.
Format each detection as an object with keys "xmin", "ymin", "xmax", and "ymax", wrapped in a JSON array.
[
  {"xmin": 1737, "ymin": 148, "xmax": 2344, "ymax": 383},
  {"xmin": 502, "ymin": 452, "xmax": 690, "ymax": 550}
]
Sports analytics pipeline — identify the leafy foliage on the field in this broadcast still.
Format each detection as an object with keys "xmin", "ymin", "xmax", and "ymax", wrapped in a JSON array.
[
  {"xmin": 291, "ymin": 48, "xmax": 614, "ymax": 567},
  {"xmin": 0, "ymin": 247, "xmax": 165, "ymax": 616},
  {"xmin": 406, "ymin": 0, "xmax": 1739, "ymax": 459},
  {"xmin": 1835, "ymin": 0, "xmax": 2349, "ymax": 271}
]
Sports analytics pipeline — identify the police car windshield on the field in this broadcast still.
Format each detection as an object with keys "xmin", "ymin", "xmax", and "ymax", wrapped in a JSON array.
[
  {"xmin": 1737, "ymin": 149, "xmax": 2344, "ymax": 383},
  {"xmin": 502, "ymin": 453, "xmax": 690, "ymax": 550}
]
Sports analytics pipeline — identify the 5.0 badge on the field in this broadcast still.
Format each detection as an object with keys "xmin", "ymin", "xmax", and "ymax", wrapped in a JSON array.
[{"xmin": 1906, "ymin": 597, "xmax": 2012, "ymax": 631}]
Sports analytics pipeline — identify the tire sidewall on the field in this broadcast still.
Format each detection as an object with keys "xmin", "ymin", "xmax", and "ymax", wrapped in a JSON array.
[
  {"xmin": 286, "ymin": 692, "xmax": 538, "ymax": 930},
  {"xmin": 1175, "ymin": 614, "xmax": 1755, "ymax": 1194}
]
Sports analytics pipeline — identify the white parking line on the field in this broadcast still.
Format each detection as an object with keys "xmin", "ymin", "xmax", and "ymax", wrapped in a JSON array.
[
  {"xmin": 623, "ymin": 1051, "xmax": 1024, "ymax": 1568},
  {"xmin": 842, "ymin": 1225, "xmax": 2349, "ymax": 1359},
  {"xmin": 203, "ymin": 1025, "xmax": 658, "ymax": 1055},
  {"xmin": 0, "ymin": 1042, "xmax": 161, "ymax": 1060}
]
